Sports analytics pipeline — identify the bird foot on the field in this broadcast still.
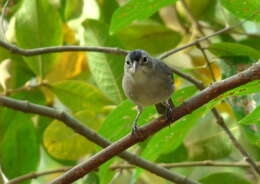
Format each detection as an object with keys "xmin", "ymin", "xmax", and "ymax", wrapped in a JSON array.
[
  {"xmin": 131, "ymin": 124, "xmax": 145, "ymax": 140},
  {"xmin": 166, "ymin": 106, "xmax": 174, "ymax": 123}
]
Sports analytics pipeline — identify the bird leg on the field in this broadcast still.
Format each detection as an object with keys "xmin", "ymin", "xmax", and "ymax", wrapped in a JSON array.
[{"xmin": 132, "ymin": 105, "xmax": 143, "ymax": 134}]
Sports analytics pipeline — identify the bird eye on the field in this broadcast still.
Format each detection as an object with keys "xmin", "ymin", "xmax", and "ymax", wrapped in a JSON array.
[
  {"xmin": 143, "ymin": 57, "xmax": 148, "ymax": 63},
  {"xmin": 126, "ymin": 60, "xmax": 131, "ymax": 65}
]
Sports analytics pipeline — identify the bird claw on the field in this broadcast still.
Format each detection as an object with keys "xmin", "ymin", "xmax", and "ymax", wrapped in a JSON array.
[
  {"xmin": 166, "ymin": 106, "xmax": 174, "ymax": 122},
  {"xmin": 131, "ymin": 124, "xmax": 139, "ymax": 135}
]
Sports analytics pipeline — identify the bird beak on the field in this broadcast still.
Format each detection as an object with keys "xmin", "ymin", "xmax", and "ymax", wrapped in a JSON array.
[{"xmin": 132, "ymin": 61, "xmax": 138, "ymax": 73}]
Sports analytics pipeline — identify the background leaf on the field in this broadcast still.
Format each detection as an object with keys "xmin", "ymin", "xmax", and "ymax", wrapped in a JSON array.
[
  {"xmin": 83, "ymin": 20, "xmax": 125, "ymax": 103},
  {"xmin": 239, "ymin": 106, "xmax": 260, "ymax": 125},
  {"xmin": 43, "ymin": 110, "xmax": 101, "ymax": 162},
  {"xmin": 110, "ymin": 0, "xmax": 178, "ymax": 33},
  {"xmin": 116, "ymin": 23, "xmax": 181, "ymax": 55},
  {"xmin": 15, "ymin": 0, "xmax": 62, "ymax": 77},
  {"xmin": 221, "ymin": 0, "xmax": 260, "ymax": 21},
  {"xmin": 0, "ymin": 110, "xmax": 39, "ymax": 182},
  {"xmin": 52, "ymin": 80, "xmax": 112, "ymax": 112},
  {"xmin": 209, "ymin": 42, "xmax": 260, "ymax": 60},
  {"xmin": 199, "ymin": 172, "xmax": 251, "ymax": 184}
]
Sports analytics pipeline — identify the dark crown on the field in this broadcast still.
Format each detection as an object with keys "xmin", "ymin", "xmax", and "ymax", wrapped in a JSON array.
[{"xmin": 128, "ymin": 50, "xmax": 144, "ymax": 61}]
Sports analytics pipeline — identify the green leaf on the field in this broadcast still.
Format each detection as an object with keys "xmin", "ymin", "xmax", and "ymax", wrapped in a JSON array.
[
  {"xmin": 199, "ymin": 172, "xmax": 251, "ymax": 184},
  {"xmin": 83, "ymin": 172, "xmax": 100, "ymax": 184},
  {"xmin": 173, "ymin": 86, "xmax": 198, "ymax": 105},
  {"xmin": 221, "ymin": 0, "xmax": 260, "ymax": 22},
  {"xmin": 52, "ymin": 80, "xmax": 112, "ymax": 112},
  {"xmin": 98, "ymin": 0, "xmax": 119, "ymax": 23},
  {"xmin": 116, "ymin": 23, "xmax": 181, "ymax": 55},
  {"xmin": 239, "ymin": 106, "xmax": 260, "ymax": 125},
  {"xmin": 43, "ymin": 110, "xmax": 101, "ymax": 161},
  {"xmin": 98, "ymin": 159, "xmax": 115, "ymax": 184},
  {"xmin": 99, "ymin": 100, "xmax": 155, "ymax": 141},
  {"xmin": 0, "ymin": 110, "xmax": 39, "ymax": 182},
  {"xmin": 209, "ymin": 42, "xmax": 260, "ymax": 61},
  {"xmin": 240, "ymin": 124, "xmax": 260, "ymax": 147},
  {"xmin": 185, "ymin": 113, "xmax": 233, "ymax": 160},
  {"xmin": 83, "ymin": 20, "xmax": 125, "ymax": 103},
  {"xmin": 15, "ymin": 0, "xmax": 62, "ymax": 77},
  {"xmin": 110, "ymin": 0, "xmax": 178, "ymax": 33},
  {"xmin": 141, "ymin": 106, "xmax": 208, "ymax": 161},
  {"xmin": 60, "ymin": 0, "xmax": 83, "ymax": 21}
]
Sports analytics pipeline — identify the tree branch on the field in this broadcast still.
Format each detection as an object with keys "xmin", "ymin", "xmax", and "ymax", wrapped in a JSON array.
[
  {"xmin": 0, "ymin": 40, "xmax": 129, "ymax": 56},
  {"xmin": 9, "ymin": 160, "xmax": 260, "ymax": 184},
  {"xmin": 110, "ymin": 160, "xmax": 260, "ymax": 170},
  {"xmin": 47, "ymin": 62, "xmax": 260, "ymax": 184},
  {"xmin": 7, "ymin": 168, "xmax": 70, "ymax": 184},
  {"xmin": 0, "ymin": 97, "xmax": 200, "ymax": 184}
]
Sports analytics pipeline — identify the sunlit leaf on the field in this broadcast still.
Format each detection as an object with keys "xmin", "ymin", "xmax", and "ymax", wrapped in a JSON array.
[
  {"xmin": 98, "ymin": 0, "xmax": 119, "ymax": 23},
  {"xmin": 43, "ymin": 110, "xmax": 101, "ymax": 161},
  {"xmin": 116, "ymin": 23, "xmax": 181, "ymax": 55},
  {"xmin": 110, "ymin": 0, "xmax": 178, "ymax": 33},
  {"xmin": 83, "ymin": 20, "xmax": 125, "ymax": 103},
  {"xmin": 0, "ymin": 110, "xmax": 39, "ymax": 182},
  {"xmin": 52, "ymin": 80, "xmax": 112, "ymax": 112},
  {"xmin": 239, "ymin": 106, "xmax": 260, "ymax": 125},
  {"xmin": 209, "ymin": 42, "xmax": 260, "ymax": 61},
  {"xmin": 46, "ymin": 52, "xmax": 87, "ymax": 83},
  {"xmin": 60, "ymin": 0, "xmax": 83, "ymax": 21},
  {"xmin": 15, "ymin": 0, "xmax": 62, "ymax": 77},
  {"xmin": 221, "ymin": 0, "xmax": 260, "ymax": 22}
]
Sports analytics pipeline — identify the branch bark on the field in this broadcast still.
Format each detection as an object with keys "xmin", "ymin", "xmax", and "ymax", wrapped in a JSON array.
[
  {"xmin": 48, "ymin": 62, "xmax": 260, "ymax": 184},
  {"xmin": 0, "ymin": 40, "xmax": 129, "ymax": 56},
  {"xmin": 7, "ymin": 168, "xmax": 70, "ymax": 184}
]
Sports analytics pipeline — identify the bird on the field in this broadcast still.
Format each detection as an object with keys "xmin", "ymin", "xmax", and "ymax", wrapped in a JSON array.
[{"xmin": 122, "ymin": 49, "xmax": 174, "ymax": 134}]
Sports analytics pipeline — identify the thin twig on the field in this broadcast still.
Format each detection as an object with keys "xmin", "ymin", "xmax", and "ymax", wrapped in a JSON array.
[
  {"xmin": 7, "ymin": 168, "xmax": 70, "ymax": 184},
  {"xmin": 159, "ymin": 19, "xmax": 249, "ymax": 60},
  {"xmin": 48, "ymin": 62, "xmax": 260, "ymax": 184},
  {"xmin": 110, "ymin": 160, "xmax": 260, "ymax": 170},
  {"xmin": 0, "ymin": 40, "xmax": 129, "ymax": 56},
  {"xmin": 0, "ymin": 96, "xmax": 200, "ymax": 184}
]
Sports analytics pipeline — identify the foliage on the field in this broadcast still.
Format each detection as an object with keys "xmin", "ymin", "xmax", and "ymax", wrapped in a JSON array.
[{"xmin": 0, "ymin": 0, "xmax": 259, "ymax": 184}]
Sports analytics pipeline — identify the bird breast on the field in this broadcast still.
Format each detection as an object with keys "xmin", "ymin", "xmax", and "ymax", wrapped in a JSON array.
[{"xmin": 122, "ymin": 71, "xmax": 173, "ymax": 107}]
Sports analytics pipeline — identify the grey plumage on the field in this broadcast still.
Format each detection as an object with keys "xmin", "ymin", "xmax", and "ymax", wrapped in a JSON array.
[{"xmin": 122, "ymin": 49, "xmax": 174, "ymax": 133}]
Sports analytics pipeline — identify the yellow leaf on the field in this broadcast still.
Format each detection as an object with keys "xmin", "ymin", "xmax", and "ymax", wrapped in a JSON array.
[
  {"xmin": 46, "ymin": 52, "xmax": 87, "ymax": 83},
  {"xmin": 63, "ymin": 23, "xmax": 77, "ymax": 44},
  {"xmin": 43, "ymin": 110, "xmax": 101, "ymax": 161},
  {"xmin": 215, "ymin": 101, "xmax": 235, "ymax": 118},
  {"xmin": 191, "ymin": 56, "xmax": 221, "ymax": 85}
]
